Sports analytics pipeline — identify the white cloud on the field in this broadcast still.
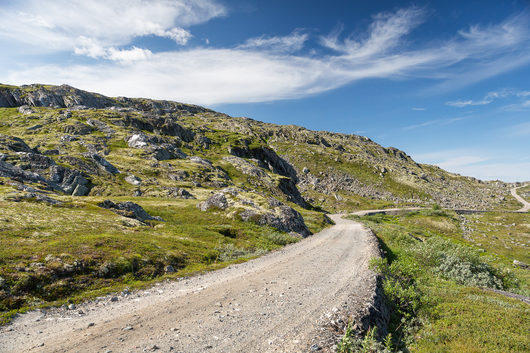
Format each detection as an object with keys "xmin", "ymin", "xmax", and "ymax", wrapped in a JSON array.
[
  {"xmin": 73, "ymin": 38, "xmax": 153, "ymax": 62},
  {"xmin": 0, "ymin": 0, "xmax": 225, "ymax": 54},
  {"xmin": 412, "ymin": 107, "xmax": 426, "ymax": 111},
  {"xmin": 239, "ymin": 31, "xmax": 309, "ymax": 53},
  {"xmin": 445, "ymin": 99, "xmax": 491, "ymax": 107},
  {"xmin": 1, "ymin": 6, "xmax": 530, "ymax": 105},
  {"xmin": 447, "ymin": 87, "xmax": 530, "ymax": 108},
  {"xmin": 320, "ymin": 7, "xmax": 425, "ymax": 57},
  {"xmin": 106, "ymin": 47, "xmax": 153, "ymax": 62}
]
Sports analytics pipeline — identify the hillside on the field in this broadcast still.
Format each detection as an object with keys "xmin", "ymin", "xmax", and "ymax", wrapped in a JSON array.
[
  {"xmin": 0, "ymin": 83, "xmax": 519, "ymax": 320},
  {"xmin": 0, "ymin": 83, "xmax": 514, "ymax": 210}
]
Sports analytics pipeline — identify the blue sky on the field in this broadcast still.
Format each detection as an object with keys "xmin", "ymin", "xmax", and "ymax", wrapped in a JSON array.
[{"xmin": 0, "ymin": 0, "xmax": 529, "ymax": 181}]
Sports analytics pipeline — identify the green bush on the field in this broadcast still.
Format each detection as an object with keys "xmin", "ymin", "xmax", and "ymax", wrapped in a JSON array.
[
  {"xmin": 412, "ymin": 238, "xmax": 503, "ymax": 289},
  {"xmin": 371, "ymin": 257, "xmax": 421, "ymax": 320},
  {"xmin": 215, "ymin": 244, "xmax": 268, "ymax": 262},
  {"xmin": 337, "ymin": 325, "xmax": 393, "ymax": 353},
  {"xmin": 262, "ymin": 231, "xmax": 300, "ymax": 246}
]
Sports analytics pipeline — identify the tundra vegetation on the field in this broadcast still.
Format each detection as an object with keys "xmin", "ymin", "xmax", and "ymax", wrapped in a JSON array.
[
  {"xmin": 343, "ymin": 209, "xmax": 529, "ymax": 353},
  {"xmin": 0, "ymin": 85, "xmax": 526, "ymax": 351}
]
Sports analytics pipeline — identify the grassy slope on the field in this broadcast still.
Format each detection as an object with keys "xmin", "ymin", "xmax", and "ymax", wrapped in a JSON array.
[
  {"xmin": 344, "ymin": 210, "xmax": 529, "ymax": 353},
  {"xmin": 0, "ymin": 98, "xmax": 524, "ymax": 347},
  {"xmin": 0, "ymin": 191, "xmax": 328, "ymax": 323},
  {"xmin": 0, "ymin": 106, "xmax": 332, "ymax": 322}
]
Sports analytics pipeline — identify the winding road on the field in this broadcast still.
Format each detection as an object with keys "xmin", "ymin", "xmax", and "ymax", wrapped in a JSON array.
[
  {"xmin": 2, "ymin": 186, "xmax": 527, "ymax": 352},
  {"xmin": 0, "ymin": 215, "xmax": 380, "ymax": 353},
  {"xmin": 511, "ymin": 184, "xmax": 530, "ymax": 213}
]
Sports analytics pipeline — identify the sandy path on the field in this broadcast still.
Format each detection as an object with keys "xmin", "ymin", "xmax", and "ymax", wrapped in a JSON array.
[
  {"xmin": 511, "ymin": 185, "xmax": 530, "ymax": 212},
  {"xmin": 0, "ymin": 214, "xmax": 379, "ymax": 353}
]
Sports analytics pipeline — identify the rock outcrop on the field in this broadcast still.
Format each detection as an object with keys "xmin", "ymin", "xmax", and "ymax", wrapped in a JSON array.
[{"xmin": 98, "ymin": 200, "xmax": 164, "ymax": 222}]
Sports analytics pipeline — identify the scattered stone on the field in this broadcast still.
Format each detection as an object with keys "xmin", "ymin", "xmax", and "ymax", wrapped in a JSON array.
[
  {"xmin": 63, "ymin": 122, "xmax": 94, "ymax": 135},
  {"xmin": 127, "ymin": 133, "xmax": 186, "ymax": 160},
  {"xmin": 513, "ymin": 260, "xmax": 529, "ymax": 269},
  {"xmin": 168, "ymin": 170, "xmax": 189, "ymax": 181},
  {"xmin": 43, "ymin": 149, "xmax": 59, "ymax": 155},
  {"xmin": 165, "ymin": 187, "xmax": 194, "ymax": 199},
  {"xmin": 72, "ymin": 184, "xmax": 89, "ymax": 196},
  {"xmin": 110, "ymin": 296, "xmax": 119, "ymax": 302},
  {"xmin": 188, "ymin": 156, "xmax": 213, "ymax": 167},
  {"xmin": 98, "ymin": 200, "xmax": 164, "ymax": 222},
  {"xmin": 86, "ymin": 153, "xmax": 120, "ymax": 174},
  {"xmin": 122, "ymin": 326, "xmax": 134, "ymax": 331},
  {"xmin": 165, "ymin": 265, "xmax": 175, "ymax": 273},
  {"xmin": 198, "ymin": 193, "xmax": 228, "ymax": 211},
  {"xmin": 67, "ymin": 303, "xmax": 76, "ymax": 310},
  {"xmin": 125, "ymin": 175, "xmax": 142, "ymax": 186},
  {"xmin": 0, "ymin": 134, "xmax": 33, "ymax": 152},
  {"xmin": 18, "ymin": 105, "xmax": 34, "ymax": 115},
  {"xmin": 26, "ymin": 124, "xmax": 43, "ymax": 131},
  {"xmin": 60, "ymin": 135, "xmax": 77, "ymax": 142},
  {"xmin": 86, "ymin": 119, "xmax": 115, "ymax": 135}
]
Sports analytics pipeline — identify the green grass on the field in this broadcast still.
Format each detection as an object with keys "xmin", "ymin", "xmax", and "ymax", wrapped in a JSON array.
[
  {"xmin": 0, "ymin": 195, "xmax": 329, "ymax": 324},
  {"xmin": 342, "ymin": 210, "xmax": 529, "ymax": 352},
  {"xmin": 411, "ymin": 282, "xmax": 529, "ymax": 353}
]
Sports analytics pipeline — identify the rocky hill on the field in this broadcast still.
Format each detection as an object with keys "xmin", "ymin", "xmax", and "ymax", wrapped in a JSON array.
[
  {"xmin": 0, "ymin": 83, "xmax": 513, "ymax": 213},
  {"xmin": 0, "ymin": 83, "xmax": 517, "ymax": 316}
]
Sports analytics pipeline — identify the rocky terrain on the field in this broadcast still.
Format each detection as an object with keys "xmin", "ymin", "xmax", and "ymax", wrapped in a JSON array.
[
  {"xmin": 0, "ymin": 83, "xmax": 520, "ymax": 326},
  {"xmin": 0, "ymin": 83, "xmax": 514, "ymax": 211}
]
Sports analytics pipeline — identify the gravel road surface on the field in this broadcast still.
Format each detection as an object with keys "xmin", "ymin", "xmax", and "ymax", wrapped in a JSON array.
[{"xmin": 0, "ymin": 214, "xmax": 380, "ymax": 353}]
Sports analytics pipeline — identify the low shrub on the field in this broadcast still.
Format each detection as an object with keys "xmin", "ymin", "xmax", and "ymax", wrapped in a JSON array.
[
  {"xmin": 262, "ymin": 231, "xmax": 300, "ymax": 246},
  {"xmin": 412, "ymin": 237, "xmax": 504, "ymax": 289}
]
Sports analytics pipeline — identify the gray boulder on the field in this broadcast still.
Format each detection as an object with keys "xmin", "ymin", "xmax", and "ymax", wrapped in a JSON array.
[
  {"xmin": 240, "ymin": 206, "xmax": 310, "ymax": 236},
  {"xmin": 98, "ymin": 200, "xmax": 164, "ymax": 222},
  {"xmin": 86, "ymin": 119, "xmax": 115, "ymax": 135},
  {"xmin": 198, "ymin": 193, "xmax": 228, "ymax": 211},
  {"xmin": 125, "ymin": 175, "xmax": 142, "ymax": 186},
  {"xmin": 18, "ymin": 105, "xmax": 34, "ymax": 115},
  {"xmin": 0, "ymin": 160, "xmax": 48, "ymax": 185},
  {"xmin": 86, "ymin": 153, "xmax": 119, "ymax": 174},
  {"xmin": 166, "ymin": 187, "xmax": 194, "ymax": 199},
  {"xmin": 127, "ymin": 133, "xmax": 187, "ymax": 160},
  {"xmin": 63, "ymin": 122, "xmax": 94, "ymax": 135},
  {"xmin": 0, "ymin": 134, "xmax": 33, "ymax": 153}
]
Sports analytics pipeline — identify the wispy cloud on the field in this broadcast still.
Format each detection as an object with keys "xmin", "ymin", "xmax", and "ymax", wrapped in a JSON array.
[
  {"xmin": 412, "ymin": 107, "xmax": 426, "ymax": 111},
  {"xmin": 403, "ymin": 116, "xmax": 469, "ymax": 130},
  {"xmin": 238, "ymin": 30, "xmax": 309, "ymax": 53},
  {"xmin": 1, "ymin": 5, "xmax": 530, "ymax": 104},
  {"xmin": 445, "ymin": 99, "xmax": 491, "ymax": 107},
  {"xmin": 412, "ymin": 149, "xmax": 529, "ymax": 182},
  {"xmin": 445, "ymin": 88, "xmax": 530, "ymax": 110}
]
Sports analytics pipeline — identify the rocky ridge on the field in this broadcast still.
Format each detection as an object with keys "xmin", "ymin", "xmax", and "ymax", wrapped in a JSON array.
[{"xmin": 0, "ymin": 83, "xmax": 514, "ymax": 215}]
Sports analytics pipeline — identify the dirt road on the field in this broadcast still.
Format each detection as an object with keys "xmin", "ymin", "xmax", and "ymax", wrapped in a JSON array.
[
  {"xmin": 0, "ymin": 214, "xmax": 380, "ymax": 353},
  {"xmin": 511, "ymin": 185, "xmax": 530, "ymax": 212}
]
